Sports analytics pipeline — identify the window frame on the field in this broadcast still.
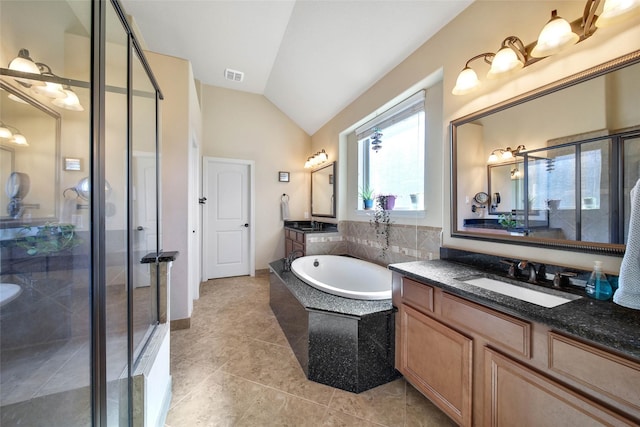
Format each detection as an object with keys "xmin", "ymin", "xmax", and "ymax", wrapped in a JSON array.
[{"xmin": 356, "ymin": 90, "xmax": 427, "ymax": 215}]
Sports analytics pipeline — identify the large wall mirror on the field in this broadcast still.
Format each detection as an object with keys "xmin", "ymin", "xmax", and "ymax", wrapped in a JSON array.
[
  {"xmin": 451, "ymin": 50, "xmax": 640, "ymax": 255},
  {"xmin": 0, "ymin": 81, "xmax": 61, "ymax": 223},
  {"xmin": 311, "ymin": 161, "xmax": 336, "ymax": 218}
]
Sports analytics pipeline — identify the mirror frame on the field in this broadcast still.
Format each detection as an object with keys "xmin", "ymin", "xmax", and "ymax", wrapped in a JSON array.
[
  {"xmin": 311, "ymin": 161, "xmax": 336, "ymax": 218},
  {"xmin": 0, "ymin": 80, "xmax": 61, "ymax": 224},
  {"xmin": 450, "ymin": 50, "xmax": 640, "ymax": 256}
]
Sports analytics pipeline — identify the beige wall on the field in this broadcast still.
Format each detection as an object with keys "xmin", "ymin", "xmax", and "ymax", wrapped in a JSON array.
[
  {"xmin": 311, "ymin": 1, "xmax": 640, "ymax": 274},
  {"xmin": 200, "ymin": 86, "xmax": 311, "ymax": 269},
  {"xmin": 146, "ymin": 52, "xmax": 198, "ymax": 321}
]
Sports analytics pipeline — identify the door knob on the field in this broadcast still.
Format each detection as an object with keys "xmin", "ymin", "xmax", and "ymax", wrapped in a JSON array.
[{"xmin": 243, "ymin": 223, "xmax": 249, "ymax": 228}]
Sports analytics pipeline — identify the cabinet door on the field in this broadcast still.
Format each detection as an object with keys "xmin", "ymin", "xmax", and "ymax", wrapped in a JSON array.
[
  {"xmin": 484, "ymin": 347, "xmax": 636, "ymax": 426},
  {"xmin": 285, "ymin": 238, "xmax": 293, "ymax": 257},
  {"xmin": 399, "ymin": 304, "xmax": 472, "ymax": 427}
]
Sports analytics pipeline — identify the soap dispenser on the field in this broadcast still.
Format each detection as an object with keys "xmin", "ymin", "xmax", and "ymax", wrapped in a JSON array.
[{"xmin": 585, "ymin": 261, "xmax": 613, "ymax": 301}]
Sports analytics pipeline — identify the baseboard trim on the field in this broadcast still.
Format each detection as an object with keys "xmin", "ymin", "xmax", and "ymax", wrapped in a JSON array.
[{"xmin": 170, "ymin": 318, "xmax": 190, "ymax": 330}]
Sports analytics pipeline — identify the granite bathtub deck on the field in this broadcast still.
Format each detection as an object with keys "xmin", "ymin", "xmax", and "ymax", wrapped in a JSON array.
[
  {"xmin": 269, "ymin": 259, "xmax": 399, "ymax": 393},
  {"xmin": 269, "ymin": 259, "xmax": 392, "ymax": 317},
  {"xmin": 389, "ymin": 259, "xmax": 640, "ymax": 361}
]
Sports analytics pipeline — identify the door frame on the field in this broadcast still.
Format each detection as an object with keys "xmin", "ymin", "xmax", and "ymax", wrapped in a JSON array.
[{"xmin": 202, "ymin": 156, "xmax": 256, "ymax": 278}]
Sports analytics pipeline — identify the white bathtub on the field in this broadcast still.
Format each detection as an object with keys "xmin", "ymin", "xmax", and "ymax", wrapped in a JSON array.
[{"xmin": 291, "ymin": 255, "xmax": 392, "ymax": 300}]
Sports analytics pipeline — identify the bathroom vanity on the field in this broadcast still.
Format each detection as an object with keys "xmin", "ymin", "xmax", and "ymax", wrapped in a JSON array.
[
  {"xmin": 283, "ymin": 220, "xmax": 338, "ymax": 257},
  {"xmin": 389, "ymin": 260, "xmax": 640, "ymax": 426}
]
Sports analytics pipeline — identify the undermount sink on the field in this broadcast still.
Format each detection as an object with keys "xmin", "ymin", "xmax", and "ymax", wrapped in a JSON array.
[{"xmin": 460, "ymin": 276, "xmax": 580, "ymax": 308}]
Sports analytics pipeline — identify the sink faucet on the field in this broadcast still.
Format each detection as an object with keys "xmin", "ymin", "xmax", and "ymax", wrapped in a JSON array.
[
  {"xmin": 283, "ymin": 250, "xmax": 304, "ymax": 272},
  {"xmin": 518, "ymin": 260, "xmax": 544, "ymax": 284},
  {"xmin": 500, "ymin": 260, "xmax": 518, "ymax": 278}
]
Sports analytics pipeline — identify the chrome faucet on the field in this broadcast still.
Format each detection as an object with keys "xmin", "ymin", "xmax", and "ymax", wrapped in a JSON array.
[{"xmin": 283, "ymin": 250, "xmax": 304, "ymax": 272}]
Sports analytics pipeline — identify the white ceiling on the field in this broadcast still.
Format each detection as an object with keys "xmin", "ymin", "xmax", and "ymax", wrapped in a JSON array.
[{"xmin": 120, "ymin": 0, "xmax": 472, "ymax": 135}]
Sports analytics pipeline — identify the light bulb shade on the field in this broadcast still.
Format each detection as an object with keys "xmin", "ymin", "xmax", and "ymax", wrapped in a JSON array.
[
  {"xmin": 52, "ymin": 88, "xmax": 84, "ymax": 111},
  {"xmin": 31, "ymin": 80, "xmax": 67, "ymax": 99},
  {"xmin": 0, "ymin": 124, "xmax": 13, "ymax": 139},
  {"xmin": 488, "ymin": 153, "xmax": 499, "ymax": 163},
  {"xmin": 531, "ymin": 11, "xmax": 579, "ymax": 58},
  {"xmin": 8, "ymin": 49, "xmax": 44, "ymax": 86},
  {"xmin": 11, "ymin": 133, "xmax": 28, "ymax": 146},
  {"xmin": 596, "ymin": 0, "xmax": 640, "ymax": 27},
  {"xmin": 501, "ymin": 150, "xmax": 513, "ymax": 160},
  {"xmin": 452, "ymin": 67, "xmax": 479, "ymax": 95},
  {"xmin": 317, "ymin": 150, "xmax": 328, "ymax": 162},
  {"xmin": 487, "ymin": 47, "xmax": 524, "ymax": 79},
  {"xmin": 8, "ymin": 49, "xmax": 40, "ymax": 74}
]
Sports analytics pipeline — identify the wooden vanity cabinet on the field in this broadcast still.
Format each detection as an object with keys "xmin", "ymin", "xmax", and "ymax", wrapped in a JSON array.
[
  {"xmin": 484, "ymin": 348, "xmax": 636, "ymax": 426},
  {"xmin": 396, "ymin": 279, "xmax": 473, "ymax": 427},
  {"xmin": 284, "ymin": 229, "xmax": 305, "ymax": 257},
  {"xmin": 394, "ymin": 274, "xmax": 640, "ymax": 426},
  {"xmin": 399, "ymin": 304, "xmax": 472, "ymax": 427}
]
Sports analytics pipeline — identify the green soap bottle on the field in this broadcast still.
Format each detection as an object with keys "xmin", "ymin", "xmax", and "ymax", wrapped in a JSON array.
[{"xmin": 585, "ymin": 261, "xmax": 613, "ymax": 301}]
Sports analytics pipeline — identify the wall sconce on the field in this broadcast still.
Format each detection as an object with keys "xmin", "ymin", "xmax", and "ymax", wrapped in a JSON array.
[
  {"xmin": 6, "ymin": 48, "xmax": 84, "ymax": 111},
  {"xmin": 488, "ymin": 145, "xmax": 526, "ymax": 163},
  {"xmin": 0, "ymin": 121, "xmax": 29, "ymax": 146},
  {"xmin": 452, "ymin": 0, "xmax": 640, "ymax": 95},
  {"xmin": 304, "ymin": 149, "xmax": 329, "ymax": 169}
]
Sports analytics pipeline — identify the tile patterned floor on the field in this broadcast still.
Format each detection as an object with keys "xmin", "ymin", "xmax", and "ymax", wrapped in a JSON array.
[{"xmin": 165, "ymin": 273, "xmax": 456, "ymax": 427}]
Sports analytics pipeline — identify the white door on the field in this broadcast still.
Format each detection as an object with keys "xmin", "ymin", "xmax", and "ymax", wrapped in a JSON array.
[
  {"xmin": 133, "ymin": 153, "xmax": 157, "ymax": 287},
  {"xmin": 203, "ymin": 158, "xmax": 252, "ymax": 279}
]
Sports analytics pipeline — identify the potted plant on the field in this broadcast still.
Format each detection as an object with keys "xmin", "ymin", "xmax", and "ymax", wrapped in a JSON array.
[
  {"xmin": 379, "ymin": 194, "xmax": 397, "ymax": 210},
  {"xmin": 359, "ymin": 186, "xmax": 375, "ymax": 210},
  {"xmin": 15, "ymin": 222, "xmax": 82, "ymax": 256}
]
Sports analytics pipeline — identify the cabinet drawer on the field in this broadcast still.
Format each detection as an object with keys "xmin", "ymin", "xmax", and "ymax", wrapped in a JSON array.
[
  {"xmin": 549, "ymin": 332, "xmax": 640, "ymax": 413},
  {"xmin": 441, "ymin": 293, "xmax": 530, "ymax": 358},
  {"xmin": 401, "ymin": 278, "xmax": 434, "ymax": 313}
]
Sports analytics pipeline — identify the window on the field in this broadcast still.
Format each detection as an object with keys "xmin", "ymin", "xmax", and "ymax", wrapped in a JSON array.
[{"xmin": 357, "ymin": 91, "xmax": 426, "ymax": 211}]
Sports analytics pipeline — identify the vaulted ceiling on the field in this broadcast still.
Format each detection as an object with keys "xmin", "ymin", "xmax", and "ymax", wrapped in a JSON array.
[{"xmin": 120, "ymin": 0, "xmax": 472, "ymax": 135}]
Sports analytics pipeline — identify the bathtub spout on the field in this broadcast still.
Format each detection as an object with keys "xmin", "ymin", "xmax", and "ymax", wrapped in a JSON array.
[{"xmin": 283, "ymin": 250, "xmax": 304, "ymax": 272}]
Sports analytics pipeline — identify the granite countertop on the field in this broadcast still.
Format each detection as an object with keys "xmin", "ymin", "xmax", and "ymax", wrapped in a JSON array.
[
  {"xmin": 388, "ymin": 259, "xmax": 640, "ymax": 361},
  {"xmin": 284, "ymin": 220, "xmax": 338, "ymax": 233},
  {"xmin": 269, "ymin": 259, "xmax": 393, "ymax": 317}
]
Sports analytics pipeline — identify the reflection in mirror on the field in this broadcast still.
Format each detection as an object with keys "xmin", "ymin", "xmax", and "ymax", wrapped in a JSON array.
[
  {"xmin": 311, "ymin": 162, "xmax": 336, "ymax": 218},
  {"xmin": 452, "ymin": 51, "xmax": 640, "ymax": 255},
  {"xmin": 488, "ymin": 158, "xmax": 524, "ymax": 214},
  {"xmin": 0, "ymin": 81, "xmax": 60, "ymax": 222}
]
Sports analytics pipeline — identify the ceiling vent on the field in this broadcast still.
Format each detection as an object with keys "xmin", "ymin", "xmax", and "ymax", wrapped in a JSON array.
[{"xmin": 224, "ymin": 68, "xmax": 244, "ymax": 83}]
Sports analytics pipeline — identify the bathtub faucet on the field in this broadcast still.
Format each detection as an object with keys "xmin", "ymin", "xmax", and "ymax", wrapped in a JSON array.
[{"xmin": 283, "ymin": 250, "xmax": 304, "ymax": 272}]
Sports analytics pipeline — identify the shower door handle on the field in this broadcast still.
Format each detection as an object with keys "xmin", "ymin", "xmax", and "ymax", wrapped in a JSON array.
[{"xmin": 136, "ymin": 226, "xmax": 144, "ymax": 231}]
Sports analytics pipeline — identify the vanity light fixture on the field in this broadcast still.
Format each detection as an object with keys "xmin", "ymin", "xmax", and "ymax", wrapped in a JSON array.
[
  {"xmin": 452, "ymin": 53, "xmax": 494, "ymax": 95},
  {"xmin": 488, "ymin": 145, "xmax": 526, "ymax": 163},
  {"xmin": 7, "ymin": 49, "xmax": 43, "ymax": 86},
  {"xmin": 52, "ymin": 85, "xmax": 85, "ymax": 111},
  {"xmin": 596, "ymin": 0, "xmax": 640, "ymax": 27},
  {"xmin": 30, "ymin": 64, "xmax": 66, "ymax": 99},
  {"xmin": 530, "ymin": 9, "xmax": 580, "ymax": 58},
  {"xmin": 304, "ymin": 149, "xmax": 329, "ymax": 169},
  {"xmin": 487, "ymin": 37, "xmax": 527, "ymax": 79},
  {"xmin": 0, "ymin": 122, "xmax": 28, "ymax": 146},
  {"xmin": 452, "ymin": 0, "xmax": 640, "ymax": 95},
  {"xmin": 6, "ymin": 48, "xmax": 84, "ymax": 111}
]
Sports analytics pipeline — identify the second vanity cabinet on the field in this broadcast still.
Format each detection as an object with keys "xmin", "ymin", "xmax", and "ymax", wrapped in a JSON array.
[
  {"xmin": 393, "ymin": 275, "xmax": 640, "ymax": 426},
  {"xmin": 284, "ymin": 228, "xmax": 305, "ymax": 257}
]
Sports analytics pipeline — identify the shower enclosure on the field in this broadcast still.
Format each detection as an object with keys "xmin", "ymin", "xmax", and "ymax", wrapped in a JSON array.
[{"xmin": 0, "ymin": 0, "xmax": 164, "ymax": 425}]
